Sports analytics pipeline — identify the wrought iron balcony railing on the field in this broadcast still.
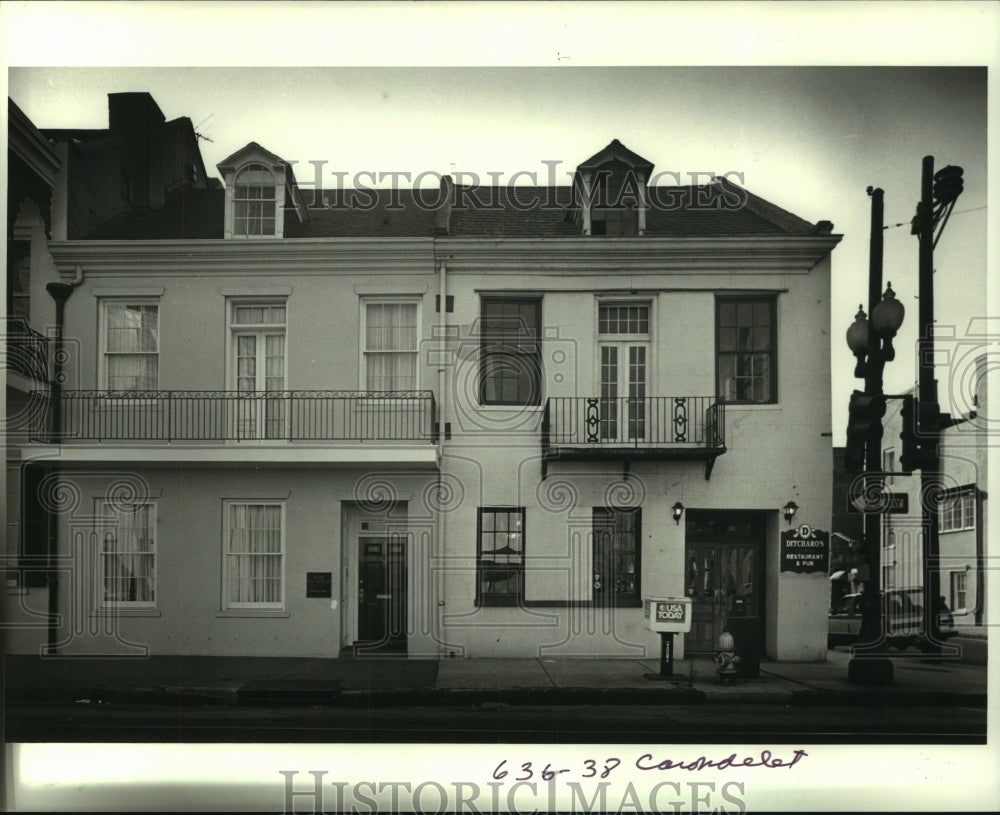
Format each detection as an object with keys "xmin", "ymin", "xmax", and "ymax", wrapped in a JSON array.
[
  {"xmin": 3, "ymin": 316, "xmax": 49, "ymax": 383},
  {"xmin": 542, "ymin": 396, "xmax": 726, "ymax": 479},
  {"xmin": 30, "ymin": 390, "xmax": 437, "ymax": 443}
]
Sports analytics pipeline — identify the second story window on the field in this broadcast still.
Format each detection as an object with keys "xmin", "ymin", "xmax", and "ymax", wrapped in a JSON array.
[
  {"xmin": 102, "ymin": 300, "xmax": 159, "ymax": 391},
  {"xmin": 716, "ymin": 296, "xmax": 777, "ymax": 404},
  {"xmin": 480, "ymin": 296, "xmax": 542, "ymax": 406},
  {"xmin": 941, "ymin": 488, "xmax": 976, "ymax": 533},
  {"xmin": 362, "ymin": 300, "xmax": 419, "ymax": 391},
  {"xmin": 233, "ymin": 163, "xmax": 277, "ymax": 237}
]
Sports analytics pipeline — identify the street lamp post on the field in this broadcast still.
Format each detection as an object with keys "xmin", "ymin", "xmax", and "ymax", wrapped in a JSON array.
[{"xmin": 844, "ymin": 186, "xmax": 903, "ymax": 684}]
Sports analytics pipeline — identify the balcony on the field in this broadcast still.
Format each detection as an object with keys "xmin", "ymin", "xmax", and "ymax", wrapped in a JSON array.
[
  {"xmin": 30, "ymin": 390, "xmax": 438, "ymax": 455},
  {"xmin": 3, "ymin": 316, "xmax": 49, "ymax": 384},
  {"xmin": 541, "ymin": 396, "xmax": 726, "ymax": 479}
]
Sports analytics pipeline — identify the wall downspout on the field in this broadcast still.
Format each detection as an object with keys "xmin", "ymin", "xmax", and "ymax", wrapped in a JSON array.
[
  {"xmin": 436, "ymin": 257, "xmax": 448, "ymax": 656},
  {"xmin": 43, "ymin": 265, "xmax": 83, "ymax": 653}
]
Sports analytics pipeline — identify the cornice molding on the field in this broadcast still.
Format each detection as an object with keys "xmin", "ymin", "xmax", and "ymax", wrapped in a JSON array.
[
  {"xmin": 47, "ymin": 234, "xmax": 840, "ymax": 276},
  {"xmin": 48, "ymin": 238, "xmax": 437, "ymax": 276}
]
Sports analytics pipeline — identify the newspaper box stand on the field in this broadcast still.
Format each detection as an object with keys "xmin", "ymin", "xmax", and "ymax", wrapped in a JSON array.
[{"xmin": 644, "ymin": 597, "xmax": 692, "ymax": 681}]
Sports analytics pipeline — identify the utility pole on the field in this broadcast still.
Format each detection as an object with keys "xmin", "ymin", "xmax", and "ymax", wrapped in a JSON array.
[{"xmin": 912, "ymin": 155, "xmax": 963, "ymax": 654}]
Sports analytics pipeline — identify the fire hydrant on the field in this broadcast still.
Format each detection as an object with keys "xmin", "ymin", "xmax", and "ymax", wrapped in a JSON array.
[{"xmin": 714, "ymin": 631, "xmax": 741, "ymax": 684}]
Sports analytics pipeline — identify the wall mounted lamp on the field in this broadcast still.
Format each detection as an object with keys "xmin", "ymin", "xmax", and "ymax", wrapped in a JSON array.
[
  {"xmin": 783, "ymin": 501, "xmax": 799, "ymax": 525},
  {"xmin": 672, "ymin": 502, "xmax": 685, "ymax": 525}
]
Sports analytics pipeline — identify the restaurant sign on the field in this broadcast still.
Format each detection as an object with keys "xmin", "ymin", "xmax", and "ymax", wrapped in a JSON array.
[{"xmin": 780, "ymin": 525, "xmax": 829, "ymax": 574}]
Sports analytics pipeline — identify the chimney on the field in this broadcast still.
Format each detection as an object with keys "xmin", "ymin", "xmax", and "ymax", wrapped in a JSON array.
[{"xmin": 108, "ymin": 92, "xmax": 165, "ymax": 135}]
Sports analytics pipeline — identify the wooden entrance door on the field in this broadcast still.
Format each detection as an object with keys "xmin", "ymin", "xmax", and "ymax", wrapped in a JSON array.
[
  {"xmin": 357, "ymin": 535, "xmax": 407, "ymax": 645},
  {"xmin": 684, "ymin": 514, "xmax": 763, "ymax": 653}
]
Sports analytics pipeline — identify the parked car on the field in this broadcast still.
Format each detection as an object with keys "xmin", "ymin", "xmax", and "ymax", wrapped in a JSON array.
[{"xmin": 827, "ymin": 590, "xmax": 956, "ymax": 650}]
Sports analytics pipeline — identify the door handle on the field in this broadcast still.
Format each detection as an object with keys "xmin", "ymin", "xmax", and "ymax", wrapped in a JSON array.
[{"xmin": 376, "ymin": 593, "xmax": 391, "ymax": 600}]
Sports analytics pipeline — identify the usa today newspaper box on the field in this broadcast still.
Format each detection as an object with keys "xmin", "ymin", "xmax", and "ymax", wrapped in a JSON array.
[{"xmin": 644, "ymin": 597, "xmax": 692, "ymax": 680}]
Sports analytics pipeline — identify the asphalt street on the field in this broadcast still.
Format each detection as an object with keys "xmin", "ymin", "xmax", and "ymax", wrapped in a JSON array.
[{"xmin": 5, "ymin": 700, "xmax": 986, "ymax": 744}]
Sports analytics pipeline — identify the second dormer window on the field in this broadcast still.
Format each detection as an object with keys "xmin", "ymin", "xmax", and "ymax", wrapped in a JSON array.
[{"xmin": 234, "ymin": 163, "xmax": 277, "ymax": 237}]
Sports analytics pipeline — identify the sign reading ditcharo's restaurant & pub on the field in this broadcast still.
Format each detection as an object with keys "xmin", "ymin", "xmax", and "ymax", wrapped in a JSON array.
[{"xmin": 780, "ymin": 525, "xmax": 829, "ymax": 574}]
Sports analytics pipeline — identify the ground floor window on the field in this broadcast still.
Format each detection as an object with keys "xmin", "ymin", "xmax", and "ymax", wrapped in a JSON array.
[
  {"xmin": 950, "ymin": 571, "xmax": 968, "ymax": 613},
  {"xmin": 99, "ymin": 501, "xmax": 156, "ymax": 606},
  {"xmin": 592, "ymin": 507, "xmax": 641, "ymax": 606},
  {"xmin": 223, "ymin": 501, "xmax": 284, "ymax": 608},
  {"xmin": 476, "ymin": 507, "xmax": 524, "ymax": 606}
]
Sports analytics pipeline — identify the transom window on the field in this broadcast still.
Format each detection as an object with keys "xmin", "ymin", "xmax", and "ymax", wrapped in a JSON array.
[
  {"xmin": 592, "ymin": 507, "xmax": 641, "ymax": 606},
  {"xmin": 362, "ymin": 300, "xmax": 419, "ymax": 391},
  {"xmin": 716, "ymin": 296, "xmax": 777, "ymax": 404},
  {"xmin": 599, "ymin": 303, "xmax": 649, "ymax": 335},
  {"xmin": 940, "ymin": 489, "xmax": 975, "ymax": 533},
  {"xmin": 98, "ymin": 501, "xmax": 156, "ymax": 607},
  {"xmin": 480, "ymin": 296, "xmax": 542, "ymax": 406},
  {"xmin": 223, "ymin": 502, "xmax": 284, "ymax": 609},
  {"xmin": 102, "ymin": 300, "xmax": 159, "ymax": 391},
  {"xmin": 234, "ymin": 163, "xmax": 277, "ymax": 237},
  {"xmin": 476, "ymin": 507, "xmax": 525, "ymax": 606}
]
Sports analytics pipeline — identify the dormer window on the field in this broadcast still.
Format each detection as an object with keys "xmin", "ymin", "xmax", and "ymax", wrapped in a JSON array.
[
  {"xmin": 218, "ymin": 142, "xmax": 305, "ymax": 239},
  {"xmin": 591, "ymin": 203, "xmax": 638, "ymax": 237},
  {"xmin": 233, "ymin": 163, "xmax": 277, "ymax": 237},
  {"xmin": 573, "ymin": 140, "xmax": 653, "ymax": 237}
]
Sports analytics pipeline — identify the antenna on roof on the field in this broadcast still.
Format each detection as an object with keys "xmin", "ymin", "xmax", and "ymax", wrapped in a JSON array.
[{"xmin": 194, "ymin": 113, "xmax": 215, "ymax": 142}]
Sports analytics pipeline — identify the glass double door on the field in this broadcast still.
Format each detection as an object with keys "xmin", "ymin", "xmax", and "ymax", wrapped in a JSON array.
[
  {"xmin": 684, "ymin": 538, "xmax": 761, "ymax": 654},
  {"xmin": 232, "ymin": 331, "xmax": 286, "ymax": 438},
  {"xmin": 599, "ymin": 342, "xmax": 648, "ymax": 442}
]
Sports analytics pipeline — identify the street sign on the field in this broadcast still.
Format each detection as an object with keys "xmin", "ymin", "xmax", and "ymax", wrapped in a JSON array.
[{"xmin": 846, "ymin": 493, "xmax": 909, "ymax": 514}]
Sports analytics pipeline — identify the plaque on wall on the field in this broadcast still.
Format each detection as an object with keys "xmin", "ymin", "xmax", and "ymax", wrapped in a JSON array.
[{"xmin": 306, "ymin": 572, "xmax": 332, "ymax": 598}]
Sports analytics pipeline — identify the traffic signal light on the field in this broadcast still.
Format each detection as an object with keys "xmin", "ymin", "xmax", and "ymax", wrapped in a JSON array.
[
  {"xmin": 899, "ymin": 394, "xmax": 936, "ymax": 472},
  {"xmin": 844, "ymin": 390, "xmax": 885, "ymax": 472},
  {"xmin": 932, "ymin": 165, "xmax": 964, "ymax": 205}
]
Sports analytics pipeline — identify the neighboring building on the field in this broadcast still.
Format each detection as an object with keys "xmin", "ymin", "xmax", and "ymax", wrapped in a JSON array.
[
  {"xmin": 878, "ymin": 354, "xmax": 989, "ymax": 636},
  {"xmin": 829, "ymin": 446, "xmax": 865, "ymax": 604},
  {"xmin": 42, "ymin": 91, "xmax": 220, "ymax": 240},
  {"xmin": 5, "ymin": 99, "xmax": 60, "ymax": 615},
  {"xmin": 7, "ymin": 100, "xmax": 843, "ymax": 662}
]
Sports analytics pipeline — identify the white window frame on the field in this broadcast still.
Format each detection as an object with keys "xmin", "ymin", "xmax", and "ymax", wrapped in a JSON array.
[
  {"xmin": 97, "ymin": 499, "xmax": 157, "ymax": 609},
  {"xmin": 231, "ymin": 162, "xmax": 280, "ymax": 239},
  {"xmin": 951, "ymin": 571, "xmax": 968, "ymax": 613},
  {"xmin": 359, "ymin": 297, "xmax": 421, "ymax": 392},
  {"xmin": 222, "ymin": 500, "xmax": 286, "ymax": 610},
  {"xmin": 594, "ymin": 298, "xmax": 654, "ymax": 441},
  {"xmin": 99, "ymin": 298, "xmax": 160, "ymax": 392},
  {"xmin": 882, "ymin": 447, "xmax": 895, "ymax": 486},
  {"xmin": 226, "ymin": 299, "xmax": 289, "ymax": 389},
  {"xmin": 940, "ymin": 489, "xmax": 976, "ymax": 533}
]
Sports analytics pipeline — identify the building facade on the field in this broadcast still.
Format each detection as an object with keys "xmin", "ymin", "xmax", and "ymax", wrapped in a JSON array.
[
  {"xmin": 878, "ymin": 354, "xmax": 989, "ymax": 635},
  {"xmin": 7, "ymin": 104, "xmax": 842, "ymax": 661}
]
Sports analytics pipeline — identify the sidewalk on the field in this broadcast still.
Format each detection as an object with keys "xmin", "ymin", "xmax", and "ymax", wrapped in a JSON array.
[{"xmin": 3, "ymin": 647, "xmax": 987, "ymax": 708}]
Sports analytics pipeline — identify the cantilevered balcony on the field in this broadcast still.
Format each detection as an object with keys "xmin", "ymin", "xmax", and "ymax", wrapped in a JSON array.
[
  {"xmin": 3, "ymin": 316, "xmax": 49, "ymax": 384},
  {"xmin": 32, "ymin": 390, "xmax": 437, "ymax": 443},
  {"xmin": 541, "ymin": 396, "xmax": 726, "ymax": 479}
]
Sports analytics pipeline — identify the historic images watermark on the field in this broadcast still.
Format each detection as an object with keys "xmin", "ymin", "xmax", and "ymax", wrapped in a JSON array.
[{"xmin": 283, "ymin": 161, "xmax": 750, "ymax": 213}]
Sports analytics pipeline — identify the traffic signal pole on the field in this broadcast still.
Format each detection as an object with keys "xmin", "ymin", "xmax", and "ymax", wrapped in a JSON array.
[
  {"xmin": 917, "ymin": 155, "xmax": 943, "ymax": 654},
  {"xmin": 848, "ymin": 187, "xmax": 894, "ymax": 685}
]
